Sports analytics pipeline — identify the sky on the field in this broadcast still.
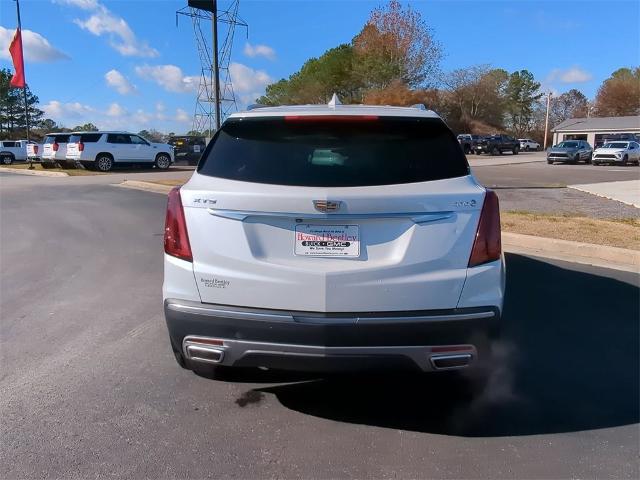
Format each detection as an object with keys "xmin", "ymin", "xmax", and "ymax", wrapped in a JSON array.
[{"xmin": 0, "ymin": 0, "xmax": 638, "ymax": 134}]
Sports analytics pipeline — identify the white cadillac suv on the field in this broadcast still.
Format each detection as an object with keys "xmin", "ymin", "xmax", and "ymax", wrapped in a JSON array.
[{"xmin": 163, "ymin": 100, "xmax": 505, "ymax": 378}]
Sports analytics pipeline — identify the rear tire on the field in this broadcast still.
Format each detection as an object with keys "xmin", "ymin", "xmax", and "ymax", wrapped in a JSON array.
[
  {"xmin": 512, "ymin": 147, "xmax": 519, "ymax": 155},
  {"xmin": 95, "ymin": 154, "xmax": 114, "ymax": 172},
  {"xmin": 1, "ymin": 154, "xmax": 14, "ymax": 165},
  {"xmin": 623, "ymin": 154, "xmax": 629, "ymax": 166},
  {"xmin": 547, "ymin": 160, "xmax": 553, "ymax": 164},
  {"xmin": 524, "ymin": 145, "xmax": 530, "ymax": 151},
  {"xmin": 491, "ymin": 147, "xmax": 499, "ymax": 156},
  {"xmin": 155, "ymin": 153, "xmax": 171, "ymax": 170}
]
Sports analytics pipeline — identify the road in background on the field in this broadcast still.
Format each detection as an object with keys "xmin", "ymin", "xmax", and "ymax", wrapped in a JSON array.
[{"xmin": 1, "ymin": 177, "xmax": 638, "ymax": 479}]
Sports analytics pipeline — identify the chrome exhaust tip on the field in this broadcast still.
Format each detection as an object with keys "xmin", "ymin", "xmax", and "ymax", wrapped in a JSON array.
[
  {"xmin": 185, "ymin": 344, "xmax": 224, "ymax": 364},
  {"xmin": 430, "ymin": 353, "xmax": 472, "ymax": 370}
]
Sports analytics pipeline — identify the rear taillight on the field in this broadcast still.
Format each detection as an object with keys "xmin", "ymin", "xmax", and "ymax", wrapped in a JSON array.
[
  {"xmin": 164, "ymin": 187, "xmax": 192, "ymax": 262},
  {"xmin": 468, "ymin": 190, "xmax": 501, "ymax": 267},
  {"xmin": 52, "ymin": 143, "xmax": 59, "ymax": 152},
  {"xmin": 78, "ymin": 142, "xmax": 84, "ymax": 152}
]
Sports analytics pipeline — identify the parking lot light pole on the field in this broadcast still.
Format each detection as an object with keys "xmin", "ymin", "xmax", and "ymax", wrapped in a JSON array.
[{"xmin": 543, "ymin": 91, "xmax": 551, "ymax": 150}]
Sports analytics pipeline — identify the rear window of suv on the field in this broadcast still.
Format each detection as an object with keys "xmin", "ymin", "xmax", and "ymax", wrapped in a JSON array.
[
  {"xmin": 198, "ymin": 116, "xmax": 469, "ymax": 187},
  {"xmin": 68, "ymin": 133, "xmax": 102, "ymax": 143},
  {"xmin": 44, "ymin": 135, "xmax": 70, "ymax": 144}
]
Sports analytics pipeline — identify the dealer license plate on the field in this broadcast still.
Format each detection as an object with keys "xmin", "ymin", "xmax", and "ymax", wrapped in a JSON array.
[{"xmin": 294, "ymin": 224, "xmax": 360, "ymax": 257}]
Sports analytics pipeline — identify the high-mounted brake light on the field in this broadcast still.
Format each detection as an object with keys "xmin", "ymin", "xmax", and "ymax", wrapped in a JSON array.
[
  {"xmin": 164, "ymin": 187, "xmax": 192, "ymax": 262},
  {"xmin": 78, "ymin": 142, "xmax": 84, "ymax": 152},
  {"xmin": 284, "ymin": 115, "xmax": 379, "ymax": 122},
  {"xmin": 52, "ymin": 143, "xmax": 59, "ymax": 152},
  {"xmin": 468, "ymin": 190, "xmax": 501, "ymax": 267}
]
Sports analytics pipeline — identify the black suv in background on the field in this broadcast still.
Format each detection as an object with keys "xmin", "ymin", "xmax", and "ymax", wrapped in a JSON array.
[
  {"xmin": 473, "ymin": 135, "xmax": 520, "ymax": 155},
  {"xmin": 168, "ymin": 135, "xmax": 207, "ymax": 165}
]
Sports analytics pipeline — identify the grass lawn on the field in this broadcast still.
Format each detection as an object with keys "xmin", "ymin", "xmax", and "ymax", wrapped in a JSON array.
[
  {"xmin": 0, "ymin": 163, "xmax": 104, "ymax": 176},
  {"xmin": 502, "ymin": 211, "xmax": 640, "ymax": 250}
]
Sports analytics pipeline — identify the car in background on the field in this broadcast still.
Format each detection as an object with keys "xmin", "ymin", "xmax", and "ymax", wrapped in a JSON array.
[
  {"xmin": 457, "ymin": 134, "xmax": 484, "ymax": 154},
  {"xmin": 0, "ymin": 139, "xmax": 30, "ymax": 164},
  {"xmin": 66, "ymin": 131, "xmax": 174, "ymax": 172},
  {"xmin": 42, "ymin": 133, "xmax": 71, "ymax": 167},
  {"xmin": 592, "ymin": 141, "xmax": 640, "ymax": 166},
  {"xmin": 168, "ymin": 135, "xmax": 206, "ymax": 165},
  {"xmin": 518, "ymin": 138, "xmax": 540, "ymax": 151},
  {"xmin": 163, "ymin": 101, "xmax": 505, "ymax": 380},
  {"xmin": 547, "ymin": 140, "xmax": 593, "ymax": 164},
  {"xmin": 473, "ymin": 135, "xmax": 519, "ymax": 155}
]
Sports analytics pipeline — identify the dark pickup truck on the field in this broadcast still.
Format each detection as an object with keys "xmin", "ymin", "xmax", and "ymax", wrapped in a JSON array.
[{"xmin": 473, "ymin": 135, "xmax": 520, "ymax": 155}]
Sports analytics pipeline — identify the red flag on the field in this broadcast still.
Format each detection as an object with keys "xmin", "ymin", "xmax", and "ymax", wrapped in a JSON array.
[{"xmin": 9, "ymin": 28, "xmax": 26, "ymax": 89}]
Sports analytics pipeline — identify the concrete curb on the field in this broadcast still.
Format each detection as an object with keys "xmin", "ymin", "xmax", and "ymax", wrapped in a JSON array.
[
  {"xmin": 117, "ymin": 180, "xmax": 174, "ymax": 194},
  {"xmin": 117, "ymin": 180, "xmax": 640, "ymax": 273},
  {"xmin": 0, "ymin": 167, "xmax": 68, "ymax": 177},
  {"xmin": 503, "ymin": 232, "xmax": 639, "ymax": 273}
]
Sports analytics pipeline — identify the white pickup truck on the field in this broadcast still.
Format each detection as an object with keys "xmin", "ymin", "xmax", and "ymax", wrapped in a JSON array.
[{"xmin": 0, "ymin": 139, "xmax": 31, "ymax": 165}]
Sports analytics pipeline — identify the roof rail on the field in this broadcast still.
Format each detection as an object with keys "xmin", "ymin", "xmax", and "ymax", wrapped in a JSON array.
[
  {"xmin": 246, "ymin": 103, "xmax": 269, "ymax": 111},
  {"xmin": 410, "ymin": 104, "xmax": 427, "ymax": 110}
]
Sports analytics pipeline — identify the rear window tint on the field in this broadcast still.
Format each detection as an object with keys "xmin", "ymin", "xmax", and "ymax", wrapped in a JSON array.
[
  {"xmin": 198, "ymin": 117, "xmax": 469, "ymax": 187},
  {"xmin": 69, "ymin": 133, "xmax": 102, "ymax": 143},
  {"xmin": 45, "ymin": 135, "xmax": 70, "ymax": 144},
  {"xmin": 2, "ymin": 141, "xmax": 17, "ymax": 147}
]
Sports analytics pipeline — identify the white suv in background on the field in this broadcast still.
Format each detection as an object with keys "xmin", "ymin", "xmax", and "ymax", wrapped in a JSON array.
[
  {"xmin": 66, "ymin": 131, "xmax": 174, "ymax": 171},
  {"xmin": 42, "ymin": 133, "xmax": 71, "ymax": 167},
  {"xmin": 163, "ymin": 100, "xmax": 505, "ymax": 380},
  {"xmin": 0, "ymin": 139, "xmax": 30, "ymax": 164}
]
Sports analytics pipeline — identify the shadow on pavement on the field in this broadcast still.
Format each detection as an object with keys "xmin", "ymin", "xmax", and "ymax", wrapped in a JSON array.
[{"xmin": 254, "ymin": 254, "xmax": 639, "ymax": 437}]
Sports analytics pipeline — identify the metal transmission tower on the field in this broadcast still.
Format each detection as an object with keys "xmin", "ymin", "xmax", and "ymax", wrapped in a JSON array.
[{"xmin": 177, "ymin": 1, "xmax": 247, "ymax": 136}]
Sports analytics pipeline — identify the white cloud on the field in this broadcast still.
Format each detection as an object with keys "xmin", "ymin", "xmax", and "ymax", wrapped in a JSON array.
[
  {"xmin": 104, "ymin": 69, "xmax": 136, "ymax": 95},
  {"xmin": 176, "ymin": 108, "xmax": 190, "ymax": 123},
  {"xmin": 229, "ymin": 62, "xmax": 272, "ymax": 93},
  {"xmin": 135, "ymin": 64, "xmax": 198, "ymax": 93},
  {"xmin": 0, "ymin": 26, "xmax": 69, "ymax": 63},
  {"xmin": 546, "ymin": 66, "xmax": 592, "ymax": 84},
  {"xmin": 59, "ymin": 0, "xmax": 158, "ymax": 57},
  {"xmin": 42, "ymin": 100, "xmax": 95, "ymax": 120},
  {"xmin": 106, "ymin": 102, "xmax": 126, "ymax": 117},
  {"xmin": 42, "ymin": 98, "xmax": 194, "ymax": 132},
  {"xmin": 243, "ymin": 42, "xmax": 276, "ymax": 60}
]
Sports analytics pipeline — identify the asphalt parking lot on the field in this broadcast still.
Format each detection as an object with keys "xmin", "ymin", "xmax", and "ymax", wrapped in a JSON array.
[{"xmin": 1, "ymin": 173, "xmax": 638, "ymax": 479}]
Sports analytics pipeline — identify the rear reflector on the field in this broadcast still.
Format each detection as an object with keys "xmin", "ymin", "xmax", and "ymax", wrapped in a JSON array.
[
  {"xmin": 468, "ymin": 190, "xmax": 501, "ymax": 267},
  {"xmin": 164, "ymin": 187, "xmax": 193, "ymax": 262},
  {"xmin": 284, "ymin": 115, "xmax": 379, "ymax": 122}
]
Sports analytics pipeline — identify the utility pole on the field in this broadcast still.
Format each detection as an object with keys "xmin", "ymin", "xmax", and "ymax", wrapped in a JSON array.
[
  {"xmin": 543, "ymin": 91, "xmax": 551, "ymax": 150},
  {"xmin": 211, "ymin": 0, "xmax": 221, "ymax": 133},
  {"xmin": 14, "ymin": 0, "xmax": 32, "ymax": 168}
]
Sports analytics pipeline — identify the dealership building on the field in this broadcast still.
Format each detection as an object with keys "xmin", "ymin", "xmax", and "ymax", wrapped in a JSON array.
[{"xmin": 552, "ymin": 115, "xmax": 640, "ymax": 148}]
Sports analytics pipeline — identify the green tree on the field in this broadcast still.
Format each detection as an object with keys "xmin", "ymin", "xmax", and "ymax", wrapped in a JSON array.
[
  {"xmin": 72, "ymin": 122, "xmax": 98, "ymax": 131},
  {"xmin": 257, "ymin": 44, "xmax": 360, "ymax": 105},
  {"xmin": 504, "ymin": 70, "xmax": 543, "ymax": 136},
  {"xmin": 0, "ymin": 68, "xmax": 44, "ymax": 138}
]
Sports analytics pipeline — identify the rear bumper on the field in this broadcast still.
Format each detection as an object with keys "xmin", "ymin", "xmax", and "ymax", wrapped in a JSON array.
[{"xmin": 164, "ymin": 299, "xmax": 500, "ymax": 372}]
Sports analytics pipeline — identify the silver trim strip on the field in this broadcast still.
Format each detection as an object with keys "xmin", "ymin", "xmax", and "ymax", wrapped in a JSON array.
[
  {"xmin": 167, "ymin": 301, "xmax": 495, "ymax": 324},
  {"xmin": 207, "ymin": 208, "xmax": 454, "ymax": 225}
]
